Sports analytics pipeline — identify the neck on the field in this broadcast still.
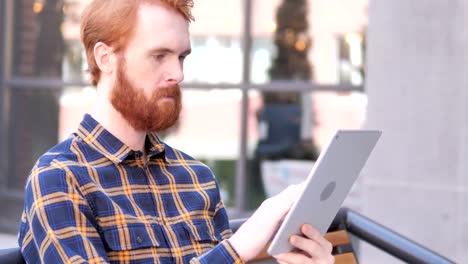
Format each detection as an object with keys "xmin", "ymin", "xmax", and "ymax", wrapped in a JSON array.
[{"xmin": 91, "ymin": 82, "xmax": 146, "ymax": 152}]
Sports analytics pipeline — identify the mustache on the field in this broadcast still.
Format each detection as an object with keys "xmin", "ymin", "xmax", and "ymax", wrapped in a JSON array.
[{"xmin": 152, "ymin": 85, "xmax": 181, "ymax": 100}]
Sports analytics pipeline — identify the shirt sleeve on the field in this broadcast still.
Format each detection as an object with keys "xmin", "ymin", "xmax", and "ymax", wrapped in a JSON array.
[
  {"xmin": 190, "ymin": 239, "xmax": 244, "ymax": 264},
  {"xmin": 19, "ymin": 166, "xmax": 110, "ymax": 263},
  {"xmin": 190, "ymin": 185, "xmax": 245, "ymax": 264}
]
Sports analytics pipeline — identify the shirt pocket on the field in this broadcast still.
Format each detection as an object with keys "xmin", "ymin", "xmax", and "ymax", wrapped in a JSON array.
[
  {"xmin": 101, "ymin": 223, "xmax": 164, "ymax": 251},
  {"xmin": 182, "ymin": 219, "xmax": 223, "ymax": 244}
]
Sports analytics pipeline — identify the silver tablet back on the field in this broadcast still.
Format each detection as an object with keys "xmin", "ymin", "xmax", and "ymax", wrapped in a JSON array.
[{"xmin": 268, "ymin": 130, "xmax": 381, "ymax": 255}]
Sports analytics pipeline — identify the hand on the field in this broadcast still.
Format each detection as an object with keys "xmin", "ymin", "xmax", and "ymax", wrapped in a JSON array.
[
  {"xmin": 273, "ymin": 224, "xmax": 334, "ymax": 264},
  {"xmin": 228, "ymin": 183, "xmax": 305, "ymax": 262}
]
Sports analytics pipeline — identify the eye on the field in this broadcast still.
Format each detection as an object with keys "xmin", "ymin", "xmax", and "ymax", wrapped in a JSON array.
[
  {"xmin": 179, "ymin": 55, "xmax": 187, "ymax": 63},
  {"xmin": 153, "ymin": 53, "xmax": 166, "ymax": 61}
]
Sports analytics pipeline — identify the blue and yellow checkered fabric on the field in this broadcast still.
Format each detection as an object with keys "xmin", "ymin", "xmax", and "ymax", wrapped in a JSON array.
[{"xmin": 18, "ymin": 114, "xmax": 243, "ymax": 264}]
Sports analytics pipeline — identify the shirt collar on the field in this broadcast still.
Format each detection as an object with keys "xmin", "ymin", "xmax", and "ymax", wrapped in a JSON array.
[
  {"xmin": 146, "ymin": 132, "xmax": 167, "ymax": 160},
  {"xmin": 76, "ymin": 114, "xmax": 166, "ymax": 163}
]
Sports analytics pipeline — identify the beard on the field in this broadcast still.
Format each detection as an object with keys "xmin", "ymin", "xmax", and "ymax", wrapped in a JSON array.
[{"xmin": 110, "ymin": 58, "xmax": 182, "ymax": 132}]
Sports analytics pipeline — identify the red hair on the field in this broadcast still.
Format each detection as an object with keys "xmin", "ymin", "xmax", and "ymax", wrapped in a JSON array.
[{"xmin": 80, "ymin": 0, "xmax": 194, "ymax": 86}]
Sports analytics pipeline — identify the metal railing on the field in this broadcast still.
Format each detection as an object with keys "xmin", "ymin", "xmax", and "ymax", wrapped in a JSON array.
[
  {"xmin": 231, "ymin": 207, "xmax": 456, "ymax": 264},
  {"xmin": 329, "ymin": 208, "xmax": 454, "ymax": 264}
]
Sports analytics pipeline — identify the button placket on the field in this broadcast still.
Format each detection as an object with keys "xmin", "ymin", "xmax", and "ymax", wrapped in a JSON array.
[{"xmin": 140, "ymin": 160, "xmax": 159, "ymax": 218}]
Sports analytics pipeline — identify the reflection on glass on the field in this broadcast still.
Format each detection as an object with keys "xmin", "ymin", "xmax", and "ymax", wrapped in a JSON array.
[
  {"xmin": 251, "ymin": 0, "xmax": 368, "ymax": 85},
  {"xmin": 190, "ymin": 0, "xmax": 242, "ymax": 36},
  {"xmin": 185, "ymin": 37, "xmax": 242, "ymax": 84},
  {"xmin": 13, "ymin": 0, "xmax": 65, "ymax": 78},
  {"xmin": 163, "ymin": 89, "xmax": 241, "ymax": 159},
  {"xmin": 248, "ymin": 90, "xmax": 367, "ymax": 208},
  {"xmin": 184, "ymin": 35, "xmax": 274, "ymax": 84},
  {"xmin": 168, "ymin": 0, "xmax": 244, "ymax": 84},
  {"xmin": 251, "ymin": 1, "xmax": 317, "ymax": 209},
  {"xmin": 8, "ymin": 85, "xmax": 97, "ymax": 190},
  {"xmin": 337, "ymin": 32, "xmax": 366, "ymax": 86},
  {"xmin": 246, "ymin": 90, "xmax": 368, "ymax": 157},
  {"xmin": 59, "ymin": 86, "xmax": 96, "ymax": 141},
  {"xmin": 13, "ymin": 0, "xmax": 245, "ymax": 83},
  {"xmin": 246, "ymin": 0, "xmax": 369, "ymax": 209},
  {"xmin": 8, "ymin": 88, "xmax": 61, "ymax": 190},
  {"xmin": 62, "ymin": 0, "xmax": 90, "ymax": 82},
  {"xmin": 11, "ymin": 0, "xmax": 368, "ymax": 84},
  {"xmin": 11, "ymin": 0, "xmax": 91, "ymax": 82},
  {"xmin": 247, "ymin": 90, "xmax": 367, "ymax": 157},
  {"xmin": 251, "ymin": 38, "xmax": 274, "ymax": 84},
  {"xmin": 312, "ymin": 91, "xmax": 367, "ymax": 149}
]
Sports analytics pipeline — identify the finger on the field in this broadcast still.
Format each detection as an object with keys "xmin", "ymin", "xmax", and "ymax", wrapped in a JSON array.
[
  {"xmin": 264, "ymin": 185, "xmax": 301, "ymax": 220},
  {"xmin": 301, "ymin": 224, "xmax": 333, "ymax": 253},
  {"xmin": 275, "ymin": 249, "xmax": 335, "ymax": 264},
  {"xmin": 280, "ymin": 182, "xmax": 305, "ymax": 201},
  {"xmin": 260, "ymin": 183, "xmax": 308, "ymax": 234},
  {"xmin": 289, "ymin": 235, "xmax": 325, "ymax": 259},
  {"xmin": 274, "ymin": 252, "xmax": 315, "ymax": 264}
]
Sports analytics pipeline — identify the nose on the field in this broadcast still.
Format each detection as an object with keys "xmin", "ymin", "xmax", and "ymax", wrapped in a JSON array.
[{"xmin": 165, "ymin": 59, "xmax": 184, "ymax": 85}]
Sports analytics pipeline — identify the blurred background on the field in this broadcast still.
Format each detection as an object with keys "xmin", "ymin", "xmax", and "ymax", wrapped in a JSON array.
[{"xmin": 0, "ymin": 0, "xmax": 466, "ymax": 263}]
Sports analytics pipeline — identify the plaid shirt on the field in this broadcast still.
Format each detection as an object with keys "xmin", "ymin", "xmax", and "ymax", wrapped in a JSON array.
[{"xmin": 18, "ymin": 114, "xmax": 243, "ymax": 264}]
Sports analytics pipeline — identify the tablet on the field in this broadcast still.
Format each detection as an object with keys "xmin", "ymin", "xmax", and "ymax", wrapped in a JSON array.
[{"xmin": 267, "ymin": 129, "xmax": 381, "ymax": 255}]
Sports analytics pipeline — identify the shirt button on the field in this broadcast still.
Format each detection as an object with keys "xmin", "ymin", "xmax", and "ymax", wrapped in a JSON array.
[{"xmin": 136, "ymin": 235, "xmax": 143, "ymax": 244}]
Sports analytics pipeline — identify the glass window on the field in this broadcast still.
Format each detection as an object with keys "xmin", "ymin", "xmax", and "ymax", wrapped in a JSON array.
[
  {"xmin": 337, "ymin": 32, "xmax": 366, "ymax": 86},
  {"xmin": 10, "ymin": 0, "xmax": 92, "ymax": 81},
  {"xmin": 251, "ymin": 0, "xmax": 368, "ymax": 85},
  {"xmin": 6, "ymin": 83, "xmax": 94, "ymax": 190},
  {"xmin": 7, "ymin": 88, "xmax": 61, "ymax": 189},
  {"xmin": 2, "ymin": 0, "xmax": 370, "ymax": 211},
  {"xmin": 247, "ymin": 90, "xmax": 367, "ymax": 206},
  {"xmin": 184, "ymin": 0, "xmax": 243, "ymax": 84},
  {"xmin": 12, "ymin": 0, "xmax": 244, "ymax": 84},
  {"xmin": 245, "ymin": 0, "xmax": 369, "ymax": 209},
  {"xmin": 190, "ymin": 0, "xmax": 243, "ymax": 36},
  {"xmin": 12, "ymin": 0, "xmax": 64, "ymax": 78},
  {"xmin": 58, "ymin": 85, "xmax": 96, "ymax": 140},
  {"xmin": 185, "ymin": 36, "xmax": 242, "ymax": 84}
]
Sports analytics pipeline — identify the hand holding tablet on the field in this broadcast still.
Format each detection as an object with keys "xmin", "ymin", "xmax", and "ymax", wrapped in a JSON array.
[{"xmin": 268, "ymin": 130, "xmax": 381, "ymax": 255}]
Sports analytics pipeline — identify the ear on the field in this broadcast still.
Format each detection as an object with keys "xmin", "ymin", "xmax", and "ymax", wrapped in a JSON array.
[{"xmin": 93, "ymin": 42, "xmax": 116, "ymax": 74}]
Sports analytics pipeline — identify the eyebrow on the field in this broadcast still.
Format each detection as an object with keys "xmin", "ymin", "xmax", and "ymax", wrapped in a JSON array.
[{"xmin": 149, "ymin": 47, "xmax": 192, "ymax": 56}]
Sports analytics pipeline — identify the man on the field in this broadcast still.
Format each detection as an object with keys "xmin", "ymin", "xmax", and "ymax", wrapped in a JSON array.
[{"xmin": 18, "ymin": 0, "xmax": 334, "ymax": 263}]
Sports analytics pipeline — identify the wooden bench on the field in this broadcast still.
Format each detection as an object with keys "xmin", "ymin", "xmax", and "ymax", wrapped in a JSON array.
[{"xmin": 229, "ymin": 218, "xmax": 357, "ymax": 264}]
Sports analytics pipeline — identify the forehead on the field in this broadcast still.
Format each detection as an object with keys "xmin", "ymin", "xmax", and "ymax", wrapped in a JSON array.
[{"xmin": 128, "ymin": 3, "xmax": 190, "ymax": 51}]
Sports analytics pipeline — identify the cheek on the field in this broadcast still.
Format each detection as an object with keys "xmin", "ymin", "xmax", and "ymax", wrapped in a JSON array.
[
  {"xmin": 130, "ymin": 69, "xmax": 159, "ymax": 90},
  {"xmin": 141, "ymin": 63, "xmax": 165, "ymax": 84},
  {"xmin": 127, "ymin": 58, "xmax": 157, "ymax": 80},
  {"xmin": 126, "ymin": 59, "xmax": 164, "ymax": 90}
]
